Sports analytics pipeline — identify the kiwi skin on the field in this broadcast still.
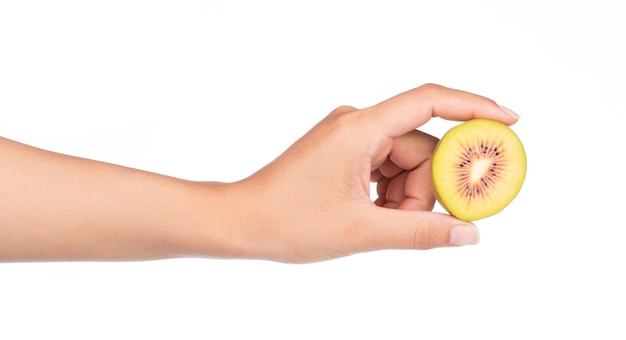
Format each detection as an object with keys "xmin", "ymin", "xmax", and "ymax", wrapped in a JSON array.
[{"xmin": 431, "ymin": 119, "xmax": 526, "ymax": 221}]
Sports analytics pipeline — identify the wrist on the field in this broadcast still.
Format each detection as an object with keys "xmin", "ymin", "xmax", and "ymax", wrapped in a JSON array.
[{"xmin": 177, "ymin": 180, "xmax": 257, "ymax": 260}]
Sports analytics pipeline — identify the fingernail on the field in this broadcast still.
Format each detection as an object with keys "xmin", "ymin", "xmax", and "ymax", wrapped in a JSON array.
[
  {"xmin": 449, "ymin": 225, "xmax": 480, "ymax": 246},
  {"xmin": 499, "ymin": 105, "xmax": 520, "ymax": 119}
]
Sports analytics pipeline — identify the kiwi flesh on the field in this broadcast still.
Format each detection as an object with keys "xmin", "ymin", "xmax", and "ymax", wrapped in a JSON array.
[{"xmin": 431, "ymin": 119, "xmax": 526, "ymax": 221}]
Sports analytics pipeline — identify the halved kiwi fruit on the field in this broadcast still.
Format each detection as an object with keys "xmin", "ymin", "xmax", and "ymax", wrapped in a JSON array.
[{"xmin": 431, "ymin": 119, "xmax": 526, "ymax": 221}]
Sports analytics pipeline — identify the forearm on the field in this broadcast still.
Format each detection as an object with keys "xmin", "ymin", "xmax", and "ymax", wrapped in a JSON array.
[{"xmin": 0, "ymin": 137, "xmax": 233, "ymax": 261}]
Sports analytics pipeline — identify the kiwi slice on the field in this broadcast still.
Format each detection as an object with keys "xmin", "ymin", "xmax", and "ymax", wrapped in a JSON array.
[{"xmin": 431, "ymin": 119, "xmax": 526, "ymax": 221}]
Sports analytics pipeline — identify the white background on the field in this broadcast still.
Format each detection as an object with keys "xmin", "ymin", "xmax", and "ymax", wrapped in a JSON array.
[{"xmin": 1, "ymin": 1, "xmax": 625, "ymax": 339}]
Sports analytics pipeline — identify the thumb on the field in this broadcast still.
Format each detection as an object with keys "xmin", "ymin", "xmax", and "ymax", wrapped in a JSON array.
[{"xmin": 358, "ymin": 209, "xmax": 480, "ymax": 251}]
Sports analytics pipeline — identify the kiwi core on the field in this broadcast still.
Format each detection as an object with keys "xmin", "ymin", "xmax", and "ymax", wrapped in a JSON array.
[{"xmin": 469, "ymin": 159, "xmax": 491, "ymax": 184}]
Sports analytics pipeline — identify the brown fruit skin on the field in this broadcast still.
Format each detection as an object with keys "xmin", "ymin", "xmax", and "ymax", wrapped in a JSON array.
[{"xmin": 430, "ymin": 119, "xmax": 526, "ymax": 221}]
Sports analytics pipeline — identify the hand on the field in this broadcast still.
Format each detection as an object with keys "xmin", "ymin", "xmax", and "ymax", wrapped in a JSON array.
[{"xmin": 226, "ymin": 84, "xmax": 520, "ymax": 263}]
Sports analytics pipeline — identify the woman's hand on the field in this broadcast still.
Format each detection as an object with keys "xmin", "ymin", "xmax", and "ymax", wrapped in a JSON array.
[{"xmin": 226, "ymin": 84, "xmax": 520, "ymax": 263}]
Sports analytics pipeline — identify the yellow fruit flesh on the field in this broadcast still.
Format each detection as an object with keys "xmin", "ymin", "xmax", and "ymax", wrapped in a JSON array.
[{"xmin": 431, "ymin": 119, "xmax": 526, "ymax": 221}]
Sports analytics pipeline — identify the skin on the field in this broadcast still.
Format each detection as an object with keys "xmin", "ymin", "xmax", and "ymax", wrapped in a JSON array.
[{"xmin": 0, "ymin": 84, "xmax": 519, "ymax": 263}]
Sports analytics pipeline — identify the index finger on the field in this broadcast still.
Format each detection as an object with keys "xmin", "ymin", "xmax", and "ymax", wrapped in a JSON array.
[{"xmin": 364, "ymin": 84, "xmax": 520, "ymax": 138}]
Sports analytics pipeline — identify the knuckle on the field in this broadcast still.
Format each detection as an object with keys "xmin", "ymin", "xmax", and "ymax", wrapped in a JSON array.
[
  {"xmin": 329, "ymin": 108, "xmax": 363, "ymax": 134},
  {"xmin": 412, "ymin": 225, "xmax": 435, "ymax": 250},
  {"xmin": 329, "ymin": 105, "xmax": 358, "ymax": 117},
  {"xmin": 417, "ymin": 83, "xmax": 444, "ymax": 94}
]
